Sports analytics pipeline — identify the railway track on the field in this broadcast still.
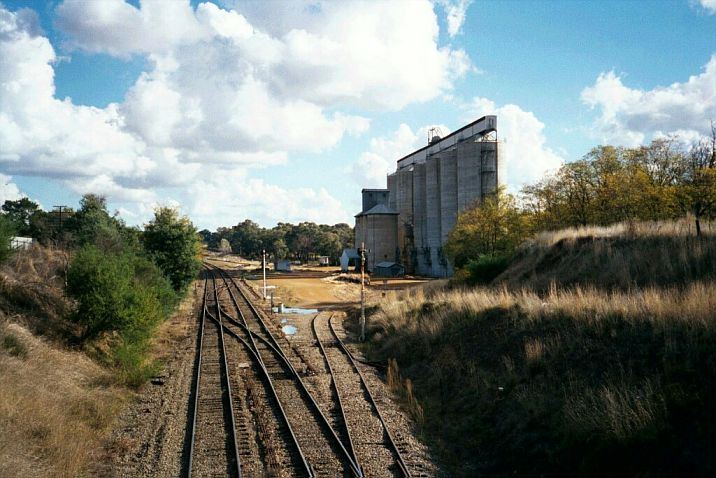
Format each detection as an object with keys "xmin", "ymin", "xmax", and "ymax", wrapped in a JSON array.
[
  {"xmin": 204, "ymin": 263, "xmax": 362, "ymax": 477},
  {"xmin": 186, "ymin": 276, "xmax": 241, "ymax": 478},
  {"xmin": 312, "ymin": 313, "xmax": 412, "ymax": 478}
]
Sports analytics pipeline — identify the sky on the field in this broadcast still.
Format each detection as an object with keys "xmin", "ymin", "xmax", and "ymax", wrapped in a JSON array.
[{"xmin": 1, "ymin": 0, "xmax": 715, "ymax": 230}]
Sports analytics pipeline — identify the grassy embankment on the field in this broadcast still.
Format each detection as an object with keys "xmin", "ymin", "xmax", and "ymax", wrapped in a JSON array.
[
  {"xmin": 364, "ymin": 219, "xmax": 716, "ymax": 476},
  {"xmin": 0, "ymin": 245, "xmax": 193, "ymax": 477}
]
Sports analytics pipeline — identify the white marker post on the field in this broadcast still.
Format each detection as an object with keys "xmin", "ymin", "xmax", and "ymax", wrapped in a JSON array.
[{"xmin": 262, "ymin": 249, "xmax": 267, "ymax": 300}]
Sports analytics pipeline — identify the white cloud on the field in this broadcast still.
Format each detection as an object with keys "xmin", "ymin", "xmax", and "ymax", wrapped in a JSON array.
[
  {"xmin": 466, "ymin": 97, "xmax": 565, "ymax": 190},
  {"xmin": 57, "ymin": 0, "xmax": 471, "ymax": 111},
  {"xmin": 0, "ymin": 6, "xmax": 152, "ymax": 200},
  {"xmin": 436, "ymin": 0, "xmax": 472, "ymax": 37},
  {"xmin": 696, "ymin": 0, "xmax": 716, "ymax": 14},
  {"xmin": 581, "ymin": 56, "xmax": 716, "ymax": 146},
  {"xmin": 1, "ymin": 1, "xmax": 471, "ymax": 228},
  {"xmin": 181, "ymin": 168, "xmax": 351, "ymax": 229},
  {"xmin": 0, "ymin": 174, "xmax": 22, "ymax": 204},
  {"xmin": 350, "ymin": 123, "xmax": 450, "ymax": 188},
  {"xmin": 55, "ymin": 0, "xmax": 206, "ymax": 57}
]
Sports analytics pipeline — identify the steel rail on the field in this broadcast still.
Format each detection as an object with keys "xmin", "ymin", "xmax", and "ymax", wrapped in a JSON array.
[
  {"xmin": 209, "ymin": 273, "xmax": 242, "ymax": 477},
  {"xmin": 209, "ymin": 263, "xmax": 363, "ymax": 477},
  {"xmin": 328, "ymin": 314, "xmax": 412, "ymax": 478},
  {"xmin": 205, "ymin": 267, "xmax": 313, "ymax": 477},
  {"xmin": 187, "ymin": 273, "xmax": 241, "ymax": 478},
  {"xmin": 311, "ymin": 314, "xmax": 362, "ymax": 475},
  {"xmin": 186, "ymin": 277, "xmax": 207, "ymax": 478}
]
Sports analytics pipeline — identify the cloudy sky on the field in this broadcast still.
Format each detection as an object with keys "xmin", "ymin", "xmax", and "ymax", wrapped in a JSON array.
[{"xmin": 1, "ymin": 0, "xmax": 715, "ymax": 229}]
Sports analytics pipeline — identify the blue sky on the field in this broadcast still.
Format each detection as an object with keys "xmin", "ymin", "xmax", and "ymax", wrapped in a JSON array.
[{"xmin": 1, "ymin": 0, "xmax": 715, "ymax": 229}]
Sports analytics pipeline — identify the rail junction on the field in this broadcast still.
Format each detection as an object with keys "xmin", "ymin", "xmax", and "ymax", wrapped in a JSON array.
[{"xmin": 184, "ymin": 262, "xmax": 422, "ymax": 477}]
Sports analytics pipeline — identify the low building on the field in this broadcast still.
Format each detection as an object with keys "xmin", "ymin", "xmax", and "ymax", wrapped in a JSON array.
[
  {"xmin": 275, "ymin": 259, "xmax": 292, "ymax": 272},
  {"xmin": 318, "ymin": 256, "xmax": 330, "ymax": 266},
  {"xmin": 354, "ymin": 189, "xmax": 399, "ymax": 273},
  {"xmin": 10, "ymin": 237, "xmax": 32, "ymax": 250},
  {"xmin": 373, "ymin": 261, "xmax": 404, "ymax": 278},
  {"xmin": 340, "ymin": 248, "xmax": 360, "ymax": 272}
]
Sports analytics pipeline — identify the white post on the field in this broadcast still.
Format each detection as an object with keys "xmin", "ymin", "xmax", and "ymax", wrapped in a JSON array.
[
  {"xmin": 359, "ymin": 241, "xmax": 366, "ymax": 342},
  {"xmin": 262, "ymin": 249, "xmax": 267, "ymax": 300}
]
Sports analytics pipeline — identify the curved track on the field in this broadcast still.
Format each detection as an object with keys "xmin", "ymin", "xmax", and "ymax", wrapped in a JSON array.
[{"xmin": 313, "ymin": 313, "xmax": 412, "ymax": 477}]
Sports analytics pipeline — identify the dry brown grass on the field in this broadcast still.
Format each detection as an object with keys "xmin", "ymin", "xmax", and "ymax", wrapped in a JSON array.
[
  {"xmin": 496, "ymin": 218, "xmax": 716, "ymax": 291},
  {"xmin": 371, "ymin": 281, "xmax": 716, "ymax": 341},
  {"xmin": 362, "ymin": 221, "xmax": 716, "ymax": 475},
  {"xmin": 0, "ymin": 245, "xmax": 74, "ymax": 338},
  {"xmin": 0, "ymin": 317, "xmax": 127, "ymax": 478}
]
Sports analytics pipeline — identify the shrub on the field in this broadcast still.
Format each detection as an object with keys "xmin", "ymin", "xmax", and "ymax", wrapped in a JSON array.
[
  {"xmin": 0, "ymin": 215, "xmax": 15, "ymax": 263},
  {"xmin": 67, "ymin": 246, "xmax": 176, "ymax": 385},
  {"xmin": 459, "ymin": 254, "xmax": 512, "ymax": 285},
  {"xmin": 67, "ymin": 247, "xmax": 135, "ymax": 339},
  {"xmin": 2, "ymin": 333, "xmax": 28, "ymax": 358}
]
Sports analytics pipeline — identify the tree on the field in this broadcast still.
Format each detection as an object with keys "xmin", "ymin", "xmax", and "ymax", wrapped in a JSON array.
[
  {"xmin": 445, "ymin": 186, "xmax": 532, "ymax": 269},
  {"xmin": 142, "ymin": 207, "xmax": 201, "ymax": 291},
  {"xmin": 66, "ymin": 193, "xmax": 125, "ymax": 249},
  {"xmin": 1, "ymin": 198, "xmax": 40, "ymax": 236},
  {"xmin": 0, "ymin": 215, "xmax": 15, "ymax": 263},
  {"xmin": 316, "ymin": 231, "xmax": 343, "ymax": 263},
  {"xmin": 676, "ymin": 126, "xmax": 716, "ymax": 236},
  {"xmin": 229, "ymin": 219, "xmax": 263, "ymax": 258}
]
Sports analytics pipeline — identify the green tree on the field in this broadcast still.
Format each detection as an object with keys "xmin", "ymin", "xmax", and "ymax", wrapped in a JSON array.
[
  {"xmin": 0, "ymin": 215, "xmax": 15, "ymax": 263},
  {"xmin": 142, "ymin": 207, "xmax": 201, "ymax": 291},
  {"xmin": 66, "ymin": 194, "xmax": 126, "ymax": 249},
  {"xmin": 1, "ymin": 198, "xmax": 40, "ymax": 236},
  {"xmin": 445, "ymin": 186, "xmax": 532, "ymax": 269},
  {"xmin": 675, "ymin": 129, "xmax": 716, "ymax": 236}
]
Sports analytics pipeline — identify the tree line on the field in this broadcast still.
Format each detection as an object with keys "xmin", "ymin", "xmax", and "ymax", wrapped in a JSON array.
[
  {"xmin": 447, "ymin": 128, "xmax": 716, "ymax": 283},
  {"xmin": 200, "ymin": 220, "xmax": 354, "ymax": 264},
  {"xmin": 0, "ymin": 194, "xmax": 201, "ymax": 385}
]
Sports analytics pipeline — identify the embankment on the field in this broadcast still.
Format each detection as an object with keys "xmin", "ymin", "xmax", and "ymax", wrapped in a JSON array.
[{"xmin": 364, "ymin": 220, "xmax": 716, "ymax": 476}]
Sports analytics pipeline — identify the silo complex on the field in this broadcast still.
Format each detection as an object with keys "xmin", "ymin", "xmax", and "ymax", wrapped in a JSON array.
[{"xmin": 355, "ymin": 115, "xmax": 498, "ymax": 277}]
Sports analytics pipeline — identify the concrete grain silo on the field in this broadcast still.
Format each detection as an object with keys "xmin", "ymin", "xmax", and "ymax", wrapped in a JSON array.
[{"xmin": 355, "ymin": 115, "xmax": 498, "ymax": 277}]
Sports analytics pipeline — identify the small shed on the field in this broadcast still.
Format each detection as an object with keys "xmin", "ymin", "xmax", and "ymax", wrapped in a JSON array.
[
  {"xmin": 318, "ymin": 256, "xmax": 330, "ymax": 266},
  {"xmin": 373, "ymin": 261, "xmax": 404, "ymax": 278},
  {"xmin": 275, "ymin": 259, "xmax": 292, "ymax": 272},
  {"xmin": 340, "ymin": 249, "xmax": 360, "ymax": 272},
  {"xmin": 11, "ymin": 237, "xmax": 32, "ymax": 250}
]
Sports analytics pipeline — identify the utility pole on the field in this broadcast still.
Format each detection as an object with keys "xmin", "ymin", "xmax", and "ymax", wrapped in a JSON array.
[
  {"xmin": 53, "ymin": 205, "xmax": 68, "ymax": 246},
  {"xmin": 359, "ymin": 241, "xmax": 366, "ymax": 342},
  {"xmin": 262, "ymin": 249, "xmax": 267, "ymax": 300}
]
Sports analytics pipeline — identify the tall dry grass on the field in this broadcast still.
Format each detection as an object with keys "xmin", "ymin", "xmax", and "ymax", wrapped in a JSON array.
[
  {"xmin": 497, "ymin": 218, "xmax": 716, "ymax": 291},
  {"xmin": 0, "ymin": 318, "xmax": 126, "ymax": 478},
  {"xmin": 363, "ymin": 219, "xmax": 716, "ymax": 476},
  {"xmin": 0, "ymin": 245, "xmax": 74, "ymax": 338}
]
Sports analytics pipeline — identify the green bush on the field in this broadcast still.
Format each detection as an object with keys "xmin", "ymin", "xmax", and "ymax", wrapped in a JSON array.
[
  {"xmin": 0, "ymin": 215, "xmax": 16, "ymax": 263},
  {"xmin": 67, "ymin": 246, "xmax": 176, "ymax": 385},
  {"xmin": 459, "ymin": 254, "xmax": 512, "ymax": 285}
]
